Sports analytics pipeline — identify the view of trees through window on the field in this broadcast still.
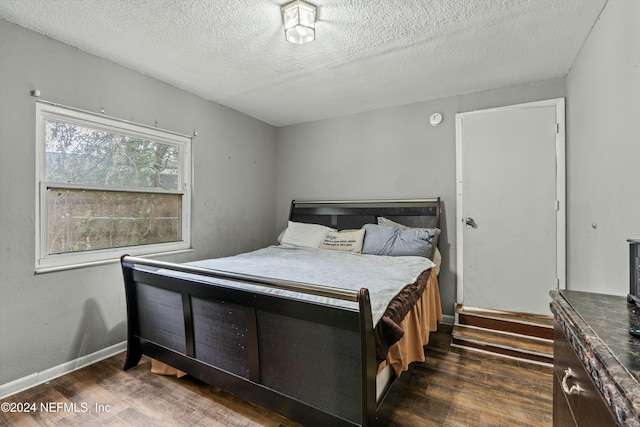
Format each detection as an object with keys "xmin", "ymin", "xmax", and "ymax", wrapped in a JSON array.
[{"xmin": 45, "ymin": 119, "xmax": 183, "ymax": 254}]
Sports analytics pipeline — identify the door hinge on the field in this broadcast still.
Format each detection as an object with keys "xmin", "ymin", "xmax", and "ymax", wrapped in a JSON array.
[
  {"xmin": 555, "ymin": 200, "xmax": 560, "ymax": 211},
  {"xmin": 556, "ymin": 123, "xmax": 560, "ymax": 134}
]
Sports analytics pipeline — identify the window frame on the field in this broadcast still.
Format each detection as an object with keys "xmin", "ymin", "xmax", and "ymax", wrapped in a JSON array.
[{"xmin": 35, "ymin": 101, "xmax": 192, "ymax": 273}]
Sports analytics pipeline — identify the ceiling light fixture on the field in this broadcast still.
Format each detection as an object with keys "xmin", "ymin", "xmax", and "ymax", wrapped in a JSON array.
[{"xmin": 281, "ymin": 0, "xmax": 317, "ymax": 45}]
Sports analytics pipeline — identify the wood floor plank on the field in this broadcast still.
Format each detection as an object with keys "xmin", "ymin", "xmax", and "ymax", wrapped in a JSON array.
[{"xmin": 1, "ymin": 324, "xmax": 552, "ymax": 426}]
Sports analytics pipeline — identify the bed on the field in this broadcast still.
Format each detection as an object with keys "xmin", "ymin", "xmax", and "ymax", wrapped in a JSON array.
[{"xmin": 121, "ymin": 198, "xmax": 442, "ymax": 426}]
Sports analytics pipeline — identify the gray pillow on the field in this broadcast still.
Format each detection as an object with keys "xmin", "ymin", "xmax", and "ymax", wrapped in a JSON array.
[
  {"xmin": 361, "ymin": 224, "xmax": 435, "ymax": 258},
  {"xmin": 376, "ymin": 217, "xmax": 440, "ymax": 259}
]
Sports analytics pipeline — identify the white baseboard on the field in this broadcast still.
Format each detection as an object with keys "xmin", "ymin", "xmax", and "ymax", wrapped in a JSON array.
[{"xmin": 0, "ymin": 341, "xmax": 126, "ymax": 400}]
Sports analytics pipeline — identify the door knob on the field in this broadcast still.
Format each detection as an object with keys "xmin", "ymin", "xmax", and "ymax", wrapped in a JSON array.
[{"xmin": 465, "ymin": 217, "xmax": 478, "ymax": 228}]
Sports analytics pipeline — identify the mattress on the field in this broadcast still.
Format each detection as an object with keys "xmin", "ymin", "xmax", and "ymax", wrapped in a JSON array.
[{"xmin": 182, "ymin": 245, "xmax": 435, "ymax": 326}]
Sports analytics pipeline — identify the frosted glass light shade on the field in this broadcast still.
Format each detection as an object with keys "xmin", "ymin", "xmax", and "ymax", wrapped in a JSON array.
[{"xmin": 281, "ymin": 0, "xmax": 316, "ymax": 44}]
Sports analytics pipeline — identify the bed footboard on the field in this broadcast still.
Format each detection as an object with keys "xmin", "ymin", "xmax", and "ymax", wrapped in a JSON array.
[{"xmin": 121, "ymin": 255, "xmax": 380, "ymax": 426}]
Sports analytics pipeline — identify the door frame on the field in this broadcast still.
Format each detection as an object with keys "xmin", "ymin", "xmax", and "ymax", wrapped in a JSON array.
[{"xmin": 454, "ymin": 98, "xmax": 566, "ymax": 307}]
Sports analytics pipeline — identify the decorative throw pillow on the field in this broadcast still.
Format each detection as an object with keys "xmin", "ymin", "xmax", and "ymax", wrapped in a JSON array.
[
  {"xmin": 377, "ymin": 217, "xmax": 440, "ymax": 259},
  {"xmin": 361, "ymin": 224, "xmax": 436, "ymax": 258},
  {"xmin": 320, "ymin": 229, "xmax": 365, "ymax": 253},
  {"xmin": 280, "ymin": 221, "xmax": 336, "ymax": 248}
]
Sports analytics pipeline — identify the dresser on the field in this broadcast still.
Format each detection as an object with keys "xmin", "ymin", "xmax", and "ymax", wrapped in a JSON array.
[{"xmin": 550, "ymin": 290, "xmax": 640, "ymax": 426}]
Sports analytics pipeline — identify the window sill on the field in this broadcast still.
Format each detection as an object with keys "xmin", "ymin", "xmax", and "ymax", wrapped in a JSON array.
[{"xmin": 34, "ymin": 248, "xmax": 195, "ymax": 274}]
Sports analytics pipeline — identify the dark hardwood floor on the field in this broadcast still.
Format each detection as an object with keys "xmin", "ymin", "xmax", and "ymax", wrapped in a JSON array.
[
  {"xmin": 0, "ymin": 324, "xmax": 552, "ymax": 426},
  {"xmin": 387, "ymin": 324, "xmax": 552, "ymax": 427}
]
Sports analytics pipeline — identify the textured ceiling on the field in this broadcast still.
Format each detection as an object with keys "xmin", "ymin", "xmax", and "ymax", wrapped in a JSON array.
[{"xmin": 0, "ymin": 0, "xmax": 607, "ymax": 127}]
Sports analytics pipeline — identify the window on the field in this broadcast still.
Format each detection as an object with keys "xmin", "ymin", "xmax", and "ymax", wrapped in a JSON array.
[{"xmin": 35, "ymin": 102, "xmax": 191, "ymax": 272}]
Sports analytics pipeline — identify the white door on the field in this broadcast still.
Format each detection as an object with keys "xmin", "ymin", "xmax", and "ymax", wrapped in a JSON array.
[{"xmin": 455, "ymin": 99, "xmax": 565, "ymax": 315}]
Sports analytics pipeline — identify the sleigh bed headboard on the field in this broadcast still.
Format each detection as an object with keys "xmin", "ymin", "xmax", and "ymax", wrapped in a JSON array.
[{"xmin": 289, "ymin": 198, "xmax": 441, "ymax": 230}]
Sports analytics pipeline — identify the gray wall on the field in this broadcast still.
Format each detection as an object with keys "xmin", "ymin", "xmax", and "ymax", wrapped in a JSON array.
[
  {"xmin": 566, "ymin": 0, "xmax": 640, "ymax": 295},
  {"xmin": 4, "ymin": 0, "xmax": 633, "ymax": 392},
  {"xmin": 276, "ymin": 78, "xmax": 566, "ymax": 318},
  {"xmin": 0, "ymin": 19, "xmax": 277, "ymax": 386}
]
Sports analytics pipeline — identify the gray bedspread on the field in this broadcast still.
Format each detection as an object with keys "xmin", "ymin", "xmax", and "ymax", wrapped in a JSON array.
[{"xmin": 182, "ymin": 245, "xmax": 435, "ymax": 326}]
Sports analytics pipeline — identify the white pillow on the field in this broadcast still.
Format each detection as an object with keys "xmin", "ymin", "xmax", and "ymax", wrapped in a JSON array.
[
  {"xmin": 432, "ymin": 247, "xmax": 442, "ymax": 275},
  {"xmin": 320, "ymin": 229, "xmax": 365, "ymax": 253},
  {"xmin": 280, "ymin": 221, "xmax": 336, "ymax": 248},
  {"xmin": 377, "ymin": 216, "xmax": 410, "ymax": 230}
]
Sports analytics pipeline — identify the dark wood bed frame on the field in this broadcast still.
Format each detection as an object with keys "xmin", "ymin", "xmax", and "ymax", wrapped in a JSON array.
[{"xmin": 121, "ymin": 198, "xmax": 441, "ymax": 426}]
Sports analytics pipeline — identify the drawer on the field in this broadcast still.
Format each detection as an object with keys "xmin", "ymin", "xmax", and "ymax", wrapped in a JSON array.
[
  {"xmin": 553, "ymin": 372, "xmax": 577, "ymax": 427},
  {"xmin": 553, "ymin": 324, "xmax": 617, "ymax": 427}
]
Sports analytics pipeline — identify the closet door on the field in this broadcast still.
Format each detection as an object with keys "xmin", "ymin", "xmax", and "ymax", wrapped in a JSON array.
[{"xmin": 455, "ymin": 98, "xmax": 565, "ymax": 315}]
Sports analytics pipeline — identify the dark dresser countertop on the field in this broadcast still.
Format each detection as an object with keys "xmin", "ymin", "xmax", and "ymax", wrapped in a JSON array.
[{"xmin": 550, "ymin": 290, "xmax": 640, "ymax": 426}]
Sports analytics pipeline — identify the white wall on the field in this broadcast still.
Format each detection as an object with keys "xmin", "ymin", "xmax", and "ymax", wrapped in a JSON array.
[
  {"xmin": 566, "ymin": 0, "xmax": 640, "ymax": 295},
  {"xmin": 0, "ymin": 19, "xmax": 277, "ymax": 387},
  {"xmin": 276, "ymin": 78, "xmax": 566, "ymax": 317}
]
